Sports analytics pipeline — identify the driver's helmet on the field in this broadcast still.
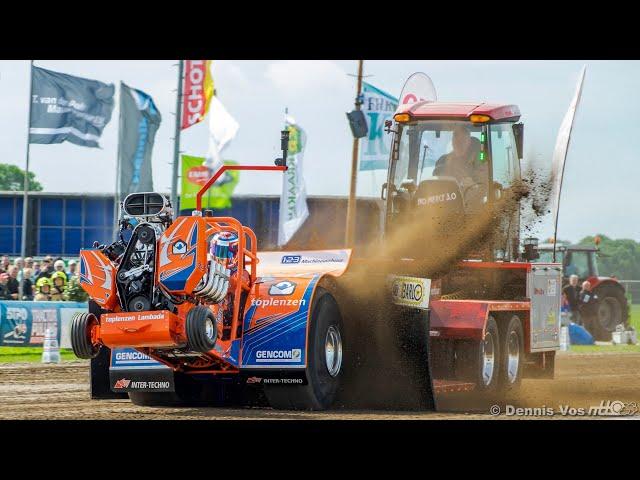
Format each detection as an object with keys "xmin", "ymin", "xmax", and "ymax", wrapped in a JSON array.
[
  {"xmin": 210, "ymin": 231, "xmax": 239, "ymax": 273},
  {"xmin": 36, "ymin": 277, "xmax": 52, "ymax": 292}
]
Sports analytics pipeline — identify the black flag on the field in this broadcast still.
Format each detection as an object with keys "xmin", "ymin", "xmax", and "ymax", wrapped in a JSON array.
[{"xmin": 29, "ymin": 66, "xmax": 115, "ymax": 148}]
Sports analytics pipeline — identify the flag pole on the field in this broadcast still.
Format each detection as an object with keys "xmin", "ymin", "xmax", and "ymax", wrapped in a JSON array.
[
  {"xmin": 113, "ymin": 82, "xmax": 124, "ymax": 240},
  {"xmin": 19, "ymin": 60, "xmax": 34, "ymax": 299},
  {"xmin": 20, "ymin": 60, "xmax": 34, "ymax": 258},
  {"xmin": 171, "ymin": 60, "xmax": 184, "ymax": 218},
  {"xmin": 345, "ymin": 59, "xmax": 364, "ymax": 247}
]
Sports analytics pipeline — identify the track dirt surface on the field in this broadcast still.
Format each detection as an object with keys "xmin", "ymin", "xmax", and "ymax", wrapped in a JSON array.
[{"xmin": 1, "ymin": 352, "xmax": 639, "ymax": 419}]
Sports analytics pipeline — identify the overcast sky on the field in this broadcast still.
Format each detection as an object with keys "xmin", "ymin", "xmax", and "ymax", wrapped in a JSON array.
[{"xmin": 0, "ymin": 60, "xmax": 638, "ymax": 243}]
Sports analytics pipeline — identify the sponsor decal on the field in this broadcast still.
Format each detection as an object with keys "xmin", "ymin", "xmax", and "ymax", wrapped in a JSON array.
[
  {"xmin": 262, "ymin": 378, "xmax": 304, "ymax": 384},
  {"xmin": 113, "ymin": 378, "xmax": 171, "ymax": 390},
  {"xmin": 268, "ymin": 281, "xmax": 296, "ymax": 296},
  {"xmin": 280, "ymin": 254, "xmax": 346, "ymax": 265},
  {"xmin": 390, "ymin": 275, "xmax": 431, "ymax": 310},
  {"xmin": 255, "ymin": 348, "xmax": 302, "ymax": 363},
  {"xmin": 172, "ymin": 240, "xmax": 187, "ymax": 254},
  {"xmin": 251, "ymin": 297, "xmax": 306, "ymax": 307},
  {"xmin": 113, "ymin": 378, "xmax": 131, "ymax": 389},
  {"xmin": 245, "ymin": 376, "xmax": 305, "ymax": 385},
  {"xmin": 281, "ymin": 255, "xmax": 301, "ymax": 264},
  {"xmin": 104, "ymin": 312, "xmax": 165, "ymax": 323}
]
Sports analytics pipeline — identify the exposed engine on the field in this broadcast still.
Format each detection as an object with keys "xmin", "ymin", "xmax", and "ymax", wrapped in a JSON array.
[{"xmin": 93, "ymin": 192, "xmax": 238, "ymax": 316}]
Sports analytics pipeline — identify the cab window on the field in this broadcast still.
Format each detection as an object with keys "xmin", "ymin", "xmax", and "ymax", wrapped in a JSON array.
[
  {"xmin": 565, "ymin": 251, "xmax": 592, "ymax": 279},
  {"xmin": 490, "ymin": 123, "xmax": 520, "ymax": 187}
]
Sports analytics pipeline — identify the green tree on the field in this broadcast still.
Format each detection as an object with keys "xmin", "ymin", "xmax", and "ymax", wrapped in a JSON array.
[
  {"xmin": 0, "ymin": 163, "xmax": 43, "ymax": 191},
  {"xmin": 578, "ymin": 234, "xmax": 640, "ymax": 280},
  {"xmin": 64, "ymin": 275, "xmax": 88, "ymax": 302}
]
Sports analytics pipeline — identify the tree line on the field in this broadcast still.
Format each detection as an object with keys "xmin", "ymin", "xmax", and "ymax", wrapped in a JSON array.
[{"xmin": 579, "ymin": 235, "xmax": 640, "ymax": 280}]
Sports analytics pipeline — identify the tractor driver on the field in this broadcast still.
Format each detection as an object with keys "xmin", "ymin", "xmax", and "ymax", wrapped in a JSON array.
[{"xmin": 433, "ymin": 125, "xmax": 486, "ymax": 189}]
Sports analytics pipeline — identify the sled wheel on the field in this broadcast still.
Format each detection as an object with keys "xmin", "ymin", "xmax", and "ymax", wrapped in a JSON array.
[
  {"xmin": 497, "ymin": 315, "xmax": 524, "ymax": 392},
  {"xmin": 454, "ymin": 315, "xmax": 500, "ymax": 393},
  {"xmin": 186, "ymin": 306, "xmax": 217, "ymax": 353},
  {"xmin": 264, "ymin": 288, "xmax": 344, "ymax": 410},
  {"xmin": 71, "ymin": 312, "xmax": 101, "ymax": 359}
]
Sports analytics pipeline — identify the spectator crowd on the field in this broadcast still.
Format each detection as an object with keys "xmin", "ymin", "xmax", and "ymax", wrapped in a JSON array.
[{"xmin": 0, "ymin": 255, "xmax": 87, "ymax": 302}]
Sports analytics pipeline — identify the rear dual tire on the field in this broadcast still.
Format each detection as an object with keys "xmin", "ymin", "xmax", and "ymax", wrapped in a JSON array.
[
  {"xmin": 454, "ymin": 315, "xmax": 524, "ymax": 394},
  {"xmin": 263, "ymin": 288, "xmax": 344, "ymax": 410},
  {"xmin": 497, "ymin": 315, "xmax": 524, "ymax": 392}
]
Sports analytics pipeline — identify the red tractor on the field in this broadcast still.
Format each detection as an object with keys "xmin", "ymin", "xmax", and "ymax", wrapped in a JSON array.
[{"xmin": 536, "ymin": 241, "xmax": 629, "ymax": 340}]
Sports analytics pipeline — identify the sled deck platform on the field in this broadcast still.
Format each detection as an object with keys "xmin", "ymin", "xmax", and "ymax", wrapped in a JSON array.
[{"xmin": 433, "ymin": 379, "xmax": 476, "ymax": 394}]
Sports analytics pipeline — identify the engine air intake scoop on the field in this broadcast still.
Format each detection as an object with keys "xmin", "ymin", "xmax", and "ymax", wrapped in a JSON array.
[{"xmin": 123, "ymin": 193, "xmax": 169, "ymax": 217}]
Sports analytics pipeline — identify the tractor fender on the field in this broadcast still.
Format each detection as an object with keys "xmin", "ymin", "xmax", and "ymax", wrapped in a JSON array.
[
  {"xmin": 590, "ymin": 277, "xmax": 626, "ymax": 295},
  {"xmin": 429, "ymin": 300, "xmax": 530, "ymax": 342},
  {"xmin": 239, "ymin": 249, "xmax": 351, "ymax": 370}
]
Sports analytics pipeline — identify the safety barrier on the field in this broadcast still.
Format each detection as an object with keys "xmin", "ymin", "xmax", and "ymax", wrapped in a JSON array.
[{"xmin": 0, "ymin": 301, "xmax": 88, "ymax": 348}]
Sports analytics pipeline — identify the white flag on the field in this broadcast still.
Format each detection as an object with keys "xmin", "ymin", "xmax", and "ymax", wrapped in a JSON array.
[
  {"xmin": 205, "ymin": 95, "xmax": 239, "ymax": 173},
  {"xmin": 278, "ymin": 116, "xmax": 309, "ymax": 246},
  {"xmin": 551, "ymin": 65, "xmax": 587, "ymax": 235}
]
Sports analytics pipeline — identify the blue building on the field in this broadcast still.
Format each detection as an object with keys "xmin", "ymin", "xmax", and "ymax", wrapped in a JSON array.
[
  {"xmin": 0, "ymin": 192, "xmax": 115, "ymax": 257},
  {"xmin": 0, "ymin": 191, "xmax": 382, "ymax": 257}
]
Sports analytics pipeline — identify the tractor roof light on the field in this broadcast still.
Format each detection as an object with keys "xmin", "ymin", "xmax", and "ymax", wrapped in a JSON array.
[
  {"xmin": 469, "ymin": 114, "xmax": 491, "ymax": 123},
  {"xmin": 394, "ymin": 113, "xmax": 411, "ymax": 123}
]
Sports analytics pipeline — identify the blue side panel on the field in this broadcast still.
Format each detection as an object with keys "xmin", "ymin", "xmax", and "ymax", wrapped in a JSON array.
[
  {"xmin": 110, "ymin": 347, "xmax": 170, "ymax": 370},
  {"xmin": 240, "ymin": 276, "xmax": 318, "ymax": 369}
]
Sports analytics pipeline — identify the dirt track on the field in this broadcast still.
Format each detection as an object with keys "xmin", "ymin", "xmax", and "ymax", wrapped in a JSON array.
[{"xmin": 1, "ymin": 352, "xmax": 639, "ymax": 419}]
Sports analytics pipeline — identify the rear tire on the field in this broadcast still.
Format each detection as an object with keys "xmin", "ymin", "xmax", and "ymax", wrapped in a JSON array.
[
  {"xmin": 497, "ymin": 315, "xmax": 524, "ymax": 392},
  {"xmin": 454, "ymin": 316, "xmax": 500, "ymax": 393},
  {"xmin": 70, "ymin": 312, "xmax": 101, "ymax": 359},
  {"xmin": 591, "ymin": 284, "xmax": 628, "ymax": 341},
  {"xmin": 186, "ymin": 306, "xmax": 217, "ymax": 353},
  {"xmin": 263, "ymin": 288, "xmax": 344, "ymax": 410}
]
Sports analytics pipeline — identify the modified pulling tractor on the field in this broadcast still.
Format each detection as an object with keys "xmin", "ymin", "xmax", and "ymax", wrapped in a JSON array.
[{"xmin": 72, "ymin": 101, "xmax": 562, "ymax": 410}]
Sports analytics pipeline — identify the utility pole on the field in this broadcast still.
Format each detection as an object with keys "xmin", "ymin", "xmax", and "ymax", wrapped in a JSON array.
[
  {"xmin": 345, "ymin": 59, "xmax": 364, "ymax": 247},
  {"xmin": 170, "ymin": 60, "xmax": 184, "ymax": 218}
]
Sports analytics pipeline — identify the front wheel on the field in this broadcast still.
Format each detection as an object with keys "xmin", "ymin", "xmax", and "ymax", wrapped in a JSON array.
[
  {"xmin": 264, "ymin": 288, "xmax": 344, "ymax": 410},
  {"xmin": 70, "ymin": 312, "xmax": 101, "ymax": 359},
  {"xmin": 185, "ymin": 306, "xmax": 217, "ymax": 353}
]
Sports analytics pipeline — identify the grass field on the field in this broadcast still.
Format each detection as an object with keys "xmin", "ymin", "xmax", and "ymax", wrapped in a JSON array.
[
  {"xmin": 0, "ymin": 347, "xmax": 77, "ymax": 363},
  {"xmin": 570, "ymin": 303, "xmax": 640, "ymax": 354},
  {"xmin": 2, "ymin": 306, "xmax": 640, "ymax": 362}
]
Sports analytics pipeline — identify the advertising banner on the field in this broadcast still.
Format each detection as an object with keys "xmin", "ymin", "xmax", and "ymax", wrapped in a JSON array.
[
  {"xmin": 0, "ymin": 301, "xmax": 87, "ymax": 346},
  {"xmin": 358, "ymin": 82, "xmax": 398, "ymax": 171},
  {"xmin": 181, "ymin": 60, "xmax": 214, "ymax": 130},
  {"xmin": 180, "ymin": 154, "xmax": 239, "ymax": 211}
]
